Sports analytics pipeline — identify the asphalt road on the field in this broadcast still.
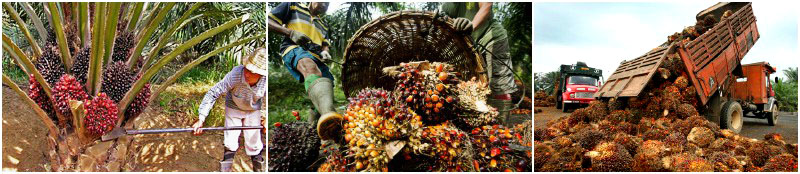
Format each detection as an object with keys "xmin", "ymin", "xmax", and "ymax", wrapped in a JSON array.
[
  {"xmin": 740, "ymin": 112, "xmax": 798, "ymax": 144},
  {"xmin": 534, "ymin": 106, "xmax": 798, "ymax": 144}
]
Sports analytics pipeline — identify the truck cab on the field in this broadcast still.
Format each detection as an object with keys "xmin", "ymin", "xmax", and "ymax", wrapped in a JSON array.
[
  {"xmin": 555, "ymin": 62, "xmax": 603, "ymax": 112},
  {"xmin": 733, "ymin": 62, "xmax": 779, "ymax": 125}
]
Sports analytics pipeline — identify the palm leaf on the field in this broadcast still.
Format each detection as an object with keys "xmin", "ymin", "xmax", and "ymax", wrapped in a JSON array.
[
  {"xmin": 47, "ymin": 2, "xmax": 72, "ymax": 70},
  {"xmin": 4, "ymin": 2, "xmax": 43, "ymax": 58}
]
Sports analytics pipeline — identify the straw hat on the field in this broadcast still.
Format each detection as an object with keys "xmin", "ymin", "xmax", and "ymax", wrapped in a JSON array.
[{"xmin": 244, "ymin": 47, "xmax": 267, "ymax": 76}]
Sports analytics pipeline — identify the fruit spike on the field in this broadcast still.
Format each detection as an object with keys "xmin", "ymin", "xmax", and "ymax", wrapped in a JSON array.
[
  {"xmin": 84, "ymin": 92, "xmax": 118, "ymax": 135},
  {"xmin": 268, "ymin": 122, "xmax": 320, "ymax": 172},
  {"xmin": 52, "ymin": 74, "xmax": 89, "ymax": 120},
  {"xmin": 101, "ymin": 61, "xmax": 136, "ymax": 102},
  {"xmin": 125, "ymin": 82, "xmax": 151, "ymax": 120}
]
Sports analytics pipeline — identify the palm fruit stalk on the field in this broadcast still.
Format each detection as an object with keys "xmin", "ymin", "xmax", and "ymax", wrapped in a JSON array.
[
  {"xmin": 268, "ymin": 122, "xmax": 320, "ymax": 172},
  {"xmin": 452, "ymin": 77, "xmax": 498, "ymax": 129},
  {"xmin": 84, "ymin": 93, "xmax": 118, "ymax": 135},
  {"xmin": 470, "ymin": 124, "xmax": 531, "ymax": 172}
]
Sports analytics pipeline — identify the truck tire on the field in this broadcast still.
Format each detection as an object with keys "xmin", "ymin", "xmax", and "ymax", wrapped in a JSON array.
[
  {"xmin": 562, "ymin": 102, "xmax": 569, "ymax": 113},
  {"xmin": 767, "ymin": 105, "xmax": 779, "ymax": 126},
  {"xmin": 720, "ymin": 101, "xmax": 743, "ymax": 133}
]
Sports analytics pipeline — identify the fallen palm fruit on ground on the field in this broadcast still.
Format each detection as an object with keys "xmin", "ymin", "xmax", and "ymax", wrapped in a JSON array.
[
  {"xmin": 534, "ymin": 43, "xmax": 798, "ymax": 172},
  {"xmin": 308, "ymin": 62, "xmax": 531, "ymax": 172}
]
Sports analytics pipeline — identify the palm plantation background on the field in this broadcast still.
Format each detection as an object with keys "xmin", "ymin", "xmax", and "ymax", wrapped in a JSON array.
[{"xmin": 267, "ymin": 2, "xmax": 532, "ymax": 126}]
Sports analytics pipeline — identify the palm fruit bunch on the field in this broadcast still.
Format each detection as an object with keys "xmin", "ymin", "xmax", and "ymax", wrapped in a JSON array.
[
  {"xmin": 340, "ymin": 88, "xmax": 423, "ymax": 172},
  {"xmin": 345, "ymin": 88, "xmax": 422, "ymax": 141},
  {"xmin": 83, "ymin": 93, "xmax": 118, "ymax": 135},
  {"xmin": 101, "ymin": 61, "xmax": 136, "ymax": 102},
  {"xmin": 452, "ymin": 77, "xmax": 498, "ymax": 129},
  {"xmin": 632, "ymin": 140, "xmax": 668, "ymax": 171},
  {"xmin": 708, "ymin": 151, "xmax": 743, "ymax": 172},
  {"xmin": 384, "ymin": 61, "xmax": 461, "ymax": 124},
  {"xmin": 406, "ymin": 122, "xmax": 473, "ymax": 171},
  {"xmin": 34, "ymin": 45, "xmax": 66, "ymax": 86},
  {"xmin": 124, "ymin": 76, "xmax": 151, "ymax": 120},
  {"xmin": 317, "ymin": 146, "xmax": 349, "ymax": 172},
  {"xmin": 28, "ymin": 74, "xmax": 56, "ymax": 120},
  {"xmin": 761, "ymin": 153, "xmax": 798, "ymax": 172},
  {"xmin": 268, "ymin": 122, "xmax": 320, "ymax": 172},
  {"xmin": 469, "ymin": 124, "xmax": 531, "ymax": 172},
  {"xmin": 70, "ymin": 46, "xmax": 92, "ymax": 84},
  {"xmin": 585, "ymin": 142, "xmax": 633, "ymax": 171},
  {"xmin": 112, "ymin": 31, "xmax": 134, "ymax": 62},
  {"xmin": 52, "ymin": 74, "xmax": 89, "ymax": 122}
]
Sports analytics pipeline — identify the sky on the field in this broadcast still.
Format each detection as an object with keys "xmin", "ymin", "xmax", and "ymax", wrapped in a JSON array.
[{"xmin": 534, "ymin": 2, "xmax": 799, "ymax": 80}]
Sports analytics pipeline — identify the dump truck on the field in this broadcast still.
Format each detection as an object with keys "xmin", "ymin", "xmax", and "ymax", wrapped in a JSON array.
[
  {"xmin": 554, "ymin": 62, "xmax": 603, "ymax": 112},
  {"xmin": 595, "ymin": 2, "xmax": 759, "ymax": 133},
  {"xmin": 732, "ymin": 62, "xmax": 779, "ymax": 125}
]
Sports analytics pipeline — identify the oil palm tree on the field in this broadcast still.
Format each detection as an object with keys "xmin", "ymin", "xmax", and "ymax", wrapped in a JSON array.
[{"xmin": 2, "ymin": 2, "xmax": 264, "ymax": 171}]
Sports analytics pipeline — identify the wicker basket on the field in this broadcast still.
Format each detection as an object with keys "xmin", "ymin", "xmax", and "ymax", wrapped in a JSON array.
[{"xmin": 342, "ymin": 10, "xmax": 488, "ymax": 97}]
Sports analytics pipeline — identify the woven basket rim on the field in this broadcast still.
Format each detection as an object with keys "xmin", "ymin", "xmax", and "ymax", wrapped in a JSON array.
[{"xmin": 341, "ymin": 10, "xmax": 488, "ymax": 97}]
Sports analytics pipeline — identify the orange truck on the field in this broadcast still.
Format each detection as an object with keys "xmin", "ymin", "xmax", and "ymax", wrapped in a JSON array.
[
  {"xmin": 595, "ymin": 2, "xmax": 764, "ymax": 133},
  {"xmin": 732, "ymin": 62, "xmax": 779, "ymax": 125}
]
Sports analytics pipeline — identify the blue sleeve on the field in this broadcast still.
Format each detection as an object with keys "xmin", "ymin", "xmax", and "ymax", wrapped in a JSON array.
[{"xmin": 269, "ymin": 2, "xmax": 292, "ymax": 25}]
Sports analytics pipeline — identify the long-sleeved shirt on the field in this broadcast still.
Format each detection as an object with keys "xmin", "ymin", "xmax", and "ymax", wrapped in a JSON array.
[{"xmin": 198, "ymin": 65, "xmax": 266, "ymax": 122}]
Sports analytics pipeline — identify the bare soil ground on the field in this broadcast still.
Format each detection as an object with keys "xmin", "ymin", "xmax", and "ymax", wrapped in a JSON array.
[
  {"xmin": 2, "ymin": 86, "xmax": 264, "ymax": 172},
  {"xmin": 534, "ymin": 106, "xmax": 798, "ymax": 144}
]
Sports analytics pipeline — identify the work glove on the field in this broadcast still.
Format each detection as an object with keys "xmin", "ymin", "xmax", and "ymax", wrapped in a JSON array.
[
  {"xmin": 320, "ymin": 50, "xmax": 332, "ymax": 63},
  {"xmin": 452, "ymin": 17, "xmax": 473, "ymax": 34},
  {"xmin": 289, "ymin": 30, "xmax": 311, "ymax": 45}
]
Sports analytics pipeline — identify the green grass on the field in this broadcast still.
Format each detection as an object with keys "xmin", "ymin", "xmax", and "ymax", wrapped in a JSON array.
[
  {"xmin": 2, "ymin": 57, "xmax": 29, "ymax": 85},
  {"xmin": 267, "ymin": 67, "xmax": 347, "ymax": 129}
]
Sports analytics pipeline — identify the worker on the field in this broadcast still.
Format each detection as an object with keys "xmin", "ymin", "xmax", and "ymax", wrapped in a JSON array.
[
  {"xmin": 441, "ymin": 2, "xmax": 518, "ymax": 125},
  {"xmin": 267, "ymin": 2, "xmax": 342, "ymax": 141},
  {"xmin": 191, "ymin": 48, "xmax": 267, "ymax": 172}
]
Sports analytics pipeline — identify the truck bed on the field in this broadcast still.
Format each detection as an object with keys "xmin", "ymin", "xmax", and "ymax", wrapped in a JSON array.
[{"xmin": 595, "ymin": 2, "xmax": 759, "ymax": 105}]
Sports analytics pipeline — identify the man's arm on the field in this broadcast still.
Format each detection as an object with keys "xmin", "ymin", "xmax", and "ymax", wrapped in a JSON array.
[
  {"xmin": 268, "ymin": 19, "xmax": 291, "ymax": 36},
  {"xmin": 472, "ymin": 2, "xmax": 493, "ymax": 30}
]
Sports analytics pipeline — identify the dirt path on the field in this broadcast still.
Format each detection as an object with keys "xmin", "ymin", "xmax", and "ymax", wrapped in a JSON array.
[
  {"xmin": 2, "ymin": 87, "xmax": 50, "ymax": 172},
  {"xmin": 2, "ymin": 85, "xmax": 264, "ymax": 172}
]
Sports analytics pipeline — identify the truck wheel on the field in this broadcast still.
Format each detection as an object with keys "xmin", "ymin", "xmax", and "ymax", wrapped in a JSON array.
[
  {"xmin": 767, "ymin": 105, "xmax": 779, "ymax": 126},
  {"xmin": 720, "ymin": 101, "xmax": 743, "ymax": 133},
  {"xmin": 562, "ymin": 102, "xmax": 569, "ymax": 113}
]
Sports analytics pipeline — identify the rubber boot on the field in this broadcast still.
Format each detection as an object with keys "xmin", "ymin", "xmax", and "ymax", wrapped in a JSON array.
[
  {"xmin": 220, "ymin": 149, "xmax": 236, "ymax": 172},
  {"xmin": 250, "ymin": 148, "xmax": 265, "ymax": 172},
  {"xmin": 306, "ymin": 77, "xmax": 343, "ymax": 140},
  {"xmin": 488, "ymin": 97, "xmax": 514, "ymax": 127},
  {"xmin": 308, "ymin": 108, "xmax": 321, "ymax": 125}
]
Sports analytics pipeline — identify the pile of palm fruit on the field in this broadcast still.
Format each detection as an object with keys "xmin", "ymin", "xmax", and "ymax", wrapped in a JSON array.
[
  {"xmin": 533, "ymin": 91, "xmax": 555, "ymax": 107},
  {"xmin": 534, "ymin": 45, "xmax": 798, "ymax": 171},
  {"xmin": 268, "ymin": 61, "xmax": 531, "ymax": 172}
]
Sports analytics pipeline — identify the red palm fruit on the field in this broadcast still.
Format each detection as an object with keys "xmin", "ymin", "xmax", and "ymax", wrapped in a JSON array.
[
  {"xmin": 274, "ymin": 122, "xmax": 282, "ymax": 127},
  {"xmin": 84, "ymin": 93, "xmax": 118, "ymax": 135},
  {"xmin": 53, "ymin": 74, "xmax": 89, "ymax": 118},
  {"xmin": 28, "ymin": 74, "xmax": 56, "ymax": 121}
]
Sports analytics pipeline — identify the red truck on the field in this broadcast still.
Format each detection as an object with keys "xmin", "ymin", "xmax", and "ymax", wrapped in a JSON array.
[
  {"xmin": 554, "ymin": 62, "xmax": 603, "ymax": 112},
  {"xmin": 595, "ymin": 2, "xmax": 762, "ymax": 133}
]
